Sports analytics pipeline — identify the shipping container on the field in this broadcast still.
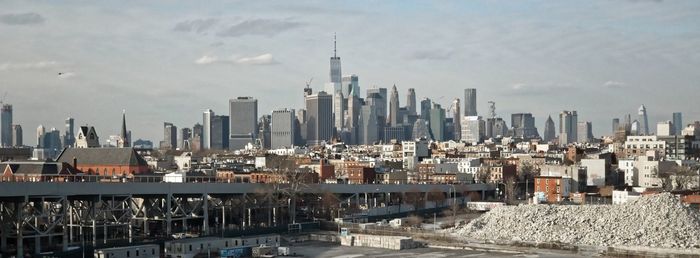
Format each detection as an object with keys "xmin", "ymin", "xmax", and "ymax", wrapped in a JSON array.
[{"xmin": 94, "ymin": 244, "xmax": 160, "ymax": 258}]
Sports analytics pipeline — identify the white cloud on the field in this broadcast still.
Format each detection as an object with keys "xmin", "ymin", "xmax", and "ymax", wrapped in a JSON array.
[
  {"xmin": 235, "ymin": 53, "xmax": 277, "ymax": 65},
  {"xmin": 603, "ymin": 80, "xmax": 626, "ymax": 89},
  {"xmin": 194, "ymin": 54, "xmax": 278, "ymax": 65},
  {"xmin": 217, "ymin": 18, "xmax": 302, "ymax": 37},
  {"xmin": 194, "ymin": 55, "xmax": 218, "ymax": 65},
  {"xmin": 0, "ymin": 61, "xmax": 59, "ymax": 71}
]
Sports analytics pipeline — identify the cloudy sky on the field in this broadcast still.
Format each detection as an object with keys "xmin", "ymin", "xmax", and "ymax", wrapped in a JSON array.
[{"xmin": 1, "ymin": 0, "xmax": 699, "ymax": 144}]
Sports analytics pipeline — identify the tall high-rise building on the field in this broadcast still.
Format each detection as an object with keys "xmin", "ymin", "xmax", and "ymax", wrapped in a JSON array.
[
  {"xmin": 420, "ymin": 98, "xmax": 432, "ymax": 121},
  {"xmin": 333, "ymin": 90, "xmax": 345, "ymax": 132},
  {"xmin": 464, "ymin": 88, "xmax": 477, "ymax": 116},
  {"xmin": 271, "ymin": 109, "xmax": 296, "ymax": 149},
  {"xmin": 407, "ymin": 88, "xmax": 417, "ymax": 116},
  {"xmin": 162, "ymin": 122, "xmax": 177, "ymax": 150},
  {"xmin": 1, "ymin": 104, "xmax": 12, "ymax": 147},
  {"xmin": 366, "ymin": 87, "xmax": 387, "ymax": 123},
  {"xmin": 191, "ymin": 123, "xmax": 203, "ymax": 151},
  {"xmin": 612, "ymin": 118, "xmax": 620, "ymax": 136},
  {"xmin": 461, "ymin": 116, "xmax": 484, "ymax": 144},
  {"xmin": 638, "ymin": 104, "xmax": 649, "ymax": 135},
  {"xmin": 559, "ymin": 110, "xmax": 578, "ymax": 146},
  {"xmin": 258, "ymin": 115, "xmax": 271, "ymax": 149},
  {"xmin": 330, "ymin": 34, "xmax": 342, "ymax": 84},
  {"xmin": 229, "ymin": 97, "xmax": 258, "ymax": 150},
  {"xmin": 305, "ymin": 91, "xmax": 333, "ymax": 146},
  {"xmin": 673, "ymin": 112, "xmax": 683, "ymax": 135},
  {"xmin": 358, "ymin": 105, "xmax": 379, "ymax": 145},
  {"xmin": 341, "ymin": 74, "xmax": 359, "ymax": 98},
  {"xmin": 389, "ymin": 85, "xmax": 400, "ymax": 127},
  {"xmin": 429, "ymin": 103, "xmax": 445, "ymax": 141},
  {"xmin": 657, "ymin": 121, "xmax": 673, "ymax": 137},
  {"xmin": 412, "ymin": 119, "xmax": 431, "ymax": 140},
  {"xmin": 181, "ymin": 127, "xmax": 192, "ymax": 150},
  {"xmin": 118, "ymin": 110, "xmax": 130, "ymax": 147},
  {"xmin": 452, "ymin": 98, "xmax": 461, "ymax": 141},
  {"xmin": 202, "ymin": 109, "xmax": 214, "ymax": 150},
  {"xmin": 11, "ymin": 124, "xmax": 22, "ymax": 146},
  {"xmin": 64, "ymin": 117, "xmax": 75, "ymax": 148},
  {"xmin": 511, "ymin": 113, "xmax": 539, "ymax": 139},
  {"xmin": 36, "ymin": 124, "xmax": 45, "ymax": 148},
  {"xmin": 346, "ymin": 89, "xmax": 360, "ymax": 133},
  {"xmin": 543, "ymin": 115, "xmax": 556, "ymax": 142},
  {"xmin": 577, "ymin": 121, "xmax": 593, "ymax": 143},
  {"xmin": 211, "ymin": 115, "xmax": 230, "ymax": 150}
]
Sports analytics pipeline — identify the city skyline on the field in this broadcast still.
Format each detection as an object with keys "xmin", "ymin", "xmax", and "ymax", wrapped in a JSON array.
[{"xmin": 1, "ymin": 1, "xmax": 699, "ymax": 143}]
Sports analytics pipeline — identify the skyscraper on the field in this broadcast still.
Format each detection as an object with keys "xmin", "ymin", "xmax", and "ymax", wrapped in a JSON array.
[
  {"xmin": 341, "ymin": 74, "xmax": 359, "ymax": 98},
  {"xmin": 464, "ymin": 88, "xmax": 477, "ymax": 116},
  {"xmin": 612, "ymin": 118, "xmax": 620, "ymax": 135},
  {"xmin": 366, "ymin": 87, "xmax": 387, "ymax": 124},
  {"xmin": 271, "ymin": 108, "xmax": 296, "ymax": 149},
  {"xmin": 389, "ymin": 85, "xmax": 400, "ymax": 127},
  {"xmin": 412, "ymin": 119, "xmax": 431, "ymax": 140},
  {"xmin": 11, "ymin": 124, "xmax": 22, "ymax": 146},
  {"xmin": 407, "ymin": 88, "xmax": 417, "ymax": 116},
  {"xmin": 305, "ymin": 91, "xmax": 333, "ymax": 146},
  {"xmin": 333, "ymin": 90, "xmax": 345, "ymax": 132},
  {"xmin": 258, "ymin": 115, "xmax": 271, "ymax": 149},
  {"xmin": 346, "ymin": 88, "xmax": 360, "ymax": 139},
  {"xmin": 181, "ymin": 127, "xmax": 192, "ymax": 150},
  {"xmin": 63, "ymin": 117, "xmax": 75, "ymax": 148},
  {"xmin": 420, "ymin": 98, "xmax": 432, "ymax": 120},
  {"xmin": 36, "ymin": 124, "xmax": 45, "ymax": 148},
  {"xmin": 229, "ymin": 97, "xmax": 258, "ymax": 150},
  {"xmin": 202, "ymin": 109, "xmax": 214, "ymax": 150},
  {"xmin": 673, "ymin": 112, "xmax": 683, "ymax": 135},
  {"xmin": 452, "ymin": 98, "xmax": 461, "ymax": 141},
  {"xmin": 511, "ymin": 113, "xmax": 539, "ymax": 139},
  {"xmin": 211, "ymin": 115, "xmax": 230, "ymax": 150},
  {"xmin": 638, "ymin": 104, "xmax": 649, "ymax": 135},
  {"xmin": 1, "ymin": 104, "xmax": 12, "ymax": 147},
  {"xmin": 543, "ymin": 115, "xmax": 556, "ymax": 142},
  {"xmin": 162, "ymin": 122, "xmax": 177, "ymax": 150},
  {"xmin": 429, "ymin": 103, "xmax": 445, "ymax": 141},
  {"xmin": 330, "ymin": 34, "xmax": 342, "ymax": 84},
  {"xmin": 358, "ymin": 105, "xmax": 379, "ymax": 145},
  {"xmin": 559, "ymin": 111, "xmax": 578, "ymax": 146},
  {"xmin": 191, "ymin": 123, "xmax": 203, "ymax": 151},
  {"xmin": 461, "ymin": 116, "xmax": 484, "ymax": 144},
  {"xmin": 577, "ymin": 121, "xmax": 593, "ymax": 143}
]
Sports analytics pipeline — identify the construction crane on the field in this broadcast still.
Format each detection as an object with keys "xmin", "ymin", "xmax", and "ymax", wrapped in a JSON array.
[
  {"xmin": 303, "ymin": 77, "xmax": 314, "ymax": 97},
  {"xmin": 305, "ymin": 77, "xmax": 313, "ymax": 88}
]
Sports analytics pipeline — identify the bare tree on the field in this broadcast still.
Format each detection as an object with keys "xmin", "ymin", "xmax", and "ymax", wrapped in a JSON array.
[
  {"xmin": 504, "ymin": 176, "xmax": 517, "ymax": 204},
  {"xmin": 476, "ymin": 165, "xmax": 492, "ymax": 184},
  {"xmin": 671, "ymin": 166, "xmax": 698, "ymax": 190},
  {"xmin": 266, "ymin": 155, "xmax": 311, "ymax": 224}
]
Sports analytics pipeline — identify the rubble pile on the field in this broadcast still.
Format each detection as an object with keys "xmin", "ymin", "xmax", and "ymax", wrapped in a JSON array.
[{"xmin": 450, "ymin": 193, "xmax": 700, "ymax": 249}]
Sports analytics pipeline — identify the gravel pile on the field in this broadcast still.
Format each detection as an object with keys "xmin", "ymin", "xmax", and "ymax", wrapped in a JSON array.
[{"xmin": 450, "ymin": 193, "xmax": 700, "ymax": 249}]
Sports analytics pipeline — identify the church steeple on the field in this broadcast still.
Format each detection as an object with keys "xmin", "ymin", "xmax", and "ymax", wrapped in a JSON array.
[{"xmin": 120, "ymin": 110, "xmax": 130, "ymax": 147}]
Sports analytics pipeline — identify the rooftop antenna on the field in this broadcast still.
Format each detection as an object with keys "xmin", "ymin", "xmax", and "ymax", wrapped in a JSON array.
[{"xmin": 333, "ymin": 33, "xmax": 337, "ymax": 58}]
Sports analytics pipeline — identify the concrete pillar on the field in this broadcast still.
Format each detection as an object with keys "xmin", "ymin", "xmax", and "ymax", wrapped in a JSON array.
[
  {"xmin": 202, "ymin": 194, "xmax": 209, "ymax": 235},
  {"xmin": 166, "ymin": 194, "xmax": 172, "ymax": 236},
  {"xmin": 16, "ymin": 201, "xmax": 24, "ymax": 258},
  {"xmin": 221, "ymin": 202, "xmax": 226, "ymax": 233},
  {"xmin": 1, "ymin": 202, "xmax": 8, "ymax": 253},
  {"xmin": 128, "ymin": 223, "xmax": 132, "ymax": 244},
  {"xmin": 143, "ymin": 219, "xmax": 149, "ymax": 237},
  {"xmin": 92, "ymin": 219, "xmax": 96, "ymax": 246},
  {"xmin": 103, "ymin": 222, "xmax": 107, "ymax": 244},
  {"xmin": 247, "ymin": 208, "xmax": 252, "ymax": 228},
  {"xmin": 481, "ymin": 190, "xmax": 485, "ymax": 201},
  {"xmin": 183, "ymin": 217, "xmax": 188, "ymax": 232},
  {"xmin": 68, "ymin": 199, "xmax": 73, "ymax": 246}
]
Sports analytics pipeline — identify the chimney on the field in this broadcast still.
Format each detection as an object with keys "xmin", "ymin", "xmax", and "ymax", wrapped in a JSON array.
[{"xmin": 73, "ymin": 157, "xmax": 77, "ymax": 169}]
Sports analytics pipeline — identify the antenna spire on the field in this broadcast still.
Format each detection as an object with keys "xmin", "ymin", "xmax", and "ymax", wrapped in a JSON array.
[{"xmin": 333, "ymin": 33, "xmax": 337, "ymax": 58}]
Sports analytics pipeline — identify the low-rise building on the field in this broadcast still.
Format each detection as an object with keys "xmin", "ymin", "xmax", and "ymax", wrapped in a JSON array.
[{"xmin": 534, "ymin": 175, "xmax": 571, "ymax": 203}]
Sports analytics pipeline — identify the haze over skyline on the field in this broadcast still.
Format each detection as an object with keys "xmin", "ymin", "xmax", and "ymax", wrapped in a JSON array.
[{"xmin": 1, "ymin": 0, "xmax": 699, "ymax": 143}]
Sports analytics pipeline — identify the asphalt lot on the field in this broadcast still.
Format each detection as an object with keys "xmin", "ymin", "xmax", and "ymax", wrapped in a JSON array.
[{"xmin": 283, "ymin": 241, "xmax": 591, "ymax": 258}]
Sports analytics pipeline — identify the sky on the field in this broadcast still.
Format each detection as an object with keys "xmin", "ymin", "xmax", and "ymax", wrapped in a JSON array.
[{"xmin": 1, "ymin": 0, "xmax": 699, "ymax": 144}]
